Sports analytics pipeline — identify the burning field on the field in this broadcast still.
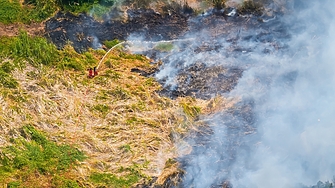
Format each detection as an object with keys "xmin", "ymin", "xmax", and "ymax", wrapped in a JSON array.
[{"xmin": 38, "ymin": 0, "xmax": 335, "ymax": 187}]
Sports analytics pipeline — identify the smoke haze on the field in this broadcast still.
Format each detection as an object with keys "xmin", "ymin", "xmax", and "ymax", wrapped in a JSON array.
[
  {"xmin": 150, "ymin": 0, "xmax": 335, "ymax": 187},
  {"xmin": 125, "ymin": 0, "xmax": 335, "ymax": 186}
]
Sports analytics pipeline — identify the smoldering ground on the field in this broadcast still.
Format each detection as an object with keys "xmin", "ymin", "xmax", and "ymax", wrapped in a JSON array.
[
  {"xmin": 44, "ymin": 0, "xmax": 335, "ymax": 186},
  {"xmin": 130, "ymin": 0, "xmax": 335, "ymax": 187}
]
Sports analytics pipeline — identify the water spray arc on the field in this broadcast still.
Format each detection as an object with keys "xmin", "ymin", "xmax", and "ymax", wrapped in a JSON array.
[{"xmin": 96, "ymin": 38, "xmax": 195, "ymax": 70}]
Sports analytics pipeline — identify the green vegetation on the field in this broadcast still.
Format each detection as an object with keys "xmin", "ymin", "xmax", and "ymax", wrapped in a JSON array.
[
  {"xmin": 0, "ymin": 0, "xmax": 117, "ymax": 24},
  {"xmin": 0, "ymin": 125, "xmax": 86, "ymax": 186},
  {"xmin": 181, "ymin": 98, "xmax": 201, "ymax": 119},
  {"xmin": 104, "ymin": 39, "xmax": 121, "ymax": 49},
  {"xmin": 90, "ymin": 165, "xmax": 145, "ymax": 187},
  {"xmin": 12, "ymin": 31, "xmax": 59, "ymax": 66},
  {"xmin": 57, "ymin": 0, "xmax": 115, "ymax": 19},
  {"xmin": 154, "ymin": 43, "xmax": 175, "ymax": 52},
  {"xmin": 0, "ymin": 2, "xmax": 218, "ymax": 186},
  {"xmin": 0, "ymin": 0, "xmax": 57, "ymax": 24},
  {"xmin": 90, "ymin": 171, "xmax": 139, "ymax": 187}
]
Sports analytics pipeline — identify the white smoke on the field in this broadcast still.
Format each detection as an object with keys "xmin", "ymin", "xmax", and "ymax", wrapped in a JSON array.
[
  {"xmin": 127, "ymin": 0, "xmax": 335, "ymax": 186},
  {"xmin": 157, "ymin": 0, "xmax": 335, "ymax": 187},
  {"xmin": 228, "ymin": 1, "xmax": 335, "ymax": 187}
]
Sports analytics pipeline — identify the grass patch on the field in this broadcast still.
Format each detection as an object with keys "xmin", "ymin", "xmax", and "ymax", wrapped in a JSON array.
[
  {"xmin": 103, "ymin": 39, "xmax": 121, "ymax": 49},
  {"xmin": 12, "ymin": 31, "xmax": 60, "ymax": 66},
  {"xmin": 0, "ymin": 70, "xmax": 18, "ymax": 89},
  {"xmin": 52, "ymin": 175, "xmax": 81, "ymax": 188},
  {"xmin": 92, "ymin": 103, "xmax": 110, "ymax": 117},
  {"xmin": 90, "ymin": 164, "xmax": 143, "ymax": 188},
  {"xmin": 181, "ymin": 99, "xmax": 201, "ymax": 119},
  {"xmin": 0, "ymin": 125, "xmax": 86, "ymax": 185},
  {"xmin": 119, "ymin": 52, "xmax": 145, "ymax": 61},
  {"xmin": 0, "ymin": 0, "xmax": 57, "ymax": 24},
  {"xmin": 154, "ymin": 43, "xmax": 174, "ymax": 52}
]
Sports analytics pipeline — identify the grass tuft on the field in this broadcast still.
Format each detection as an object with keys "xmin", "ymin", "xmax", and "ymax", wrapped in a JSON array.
[{"xmin": 0, "ymin": 125, "xmax": 86, "ymax": 185}]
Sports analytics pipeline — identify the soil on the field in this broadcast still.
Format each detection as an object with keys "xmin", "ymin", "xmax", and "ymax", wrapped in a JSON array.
[{"xmin": 0, "ymin": 22, "xmax": 44, "ymax": 37}]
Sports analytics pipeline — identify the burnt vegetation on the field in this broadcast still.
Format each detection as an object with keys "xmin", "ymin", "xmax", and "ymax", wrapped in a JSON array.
[{"xmin": 0, "ymin": 0, "xmax": 300, "ymax": 187}]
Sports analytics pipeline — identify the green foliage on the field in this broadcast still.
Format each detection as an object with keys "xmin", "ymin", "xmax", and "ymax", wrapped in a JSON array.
[
  {"xmin": 119, "ymin": 144, "xmax": 132, "ymax": 153},
  {"xmin": 11, "ymin": 31, "xmax": 60, "ymax": 66},
  {"xmin": 58, "ymin": 0, "xmax": 113, "ymax": 18},
  {"xmin": 0, "ymin": 70, "xmax": 18, "ymax": 88},
  {"xmin": 104, "ymin": 69, "xmax": 121, "ymax": 80},
  {"xmin": 119, "ymin": 52, "xmax": 145, "ymax": 61},
  {"xmin": 0, "ymin": 0, "xmax": 22, "ymax": 24},
  {"xmin": 52, "ymin": 175, "xmax": 81, "ymax": 188},
  {"xmin": 0, "ymin": 125, "xmax": 86, "ymax": 184},
  {"xmin": 154, "ymin": 43, "xmax": 174, "ymax": 52},
  {"xmin": 1, "ymin": 61, "xmax": 14, "ymax": 73},
  {"xmin": 7, "ymin": 181, "xmax": 20, "ymax": 188},
  {"xmin": 90, "ymin": 167, "xmax": 142, "ymax": 188},
  {"xmin": 89, "ymin": 4, "xmax": 111, "ymax": 19},
  {"xmin": 0, "ymin": 59, "xmax": 17, "ymax": 89},
  {"xmin": 92, "ymin": 104, "xmax": 110, "ymax": 116},
  {"xmin": 0, "ymin": 0, "xmax": 57, "ymax": 24},
  {"xmin": 103, "ymin": 39, "xmax": 121, "ymax": 49}
]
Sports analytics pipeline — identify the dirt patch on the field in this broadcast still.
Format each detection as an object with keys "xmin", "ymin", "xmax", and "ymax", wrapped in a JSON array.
[{"xmin": 0, "ymin": 22, "xmax": 45, "ymax": 37}]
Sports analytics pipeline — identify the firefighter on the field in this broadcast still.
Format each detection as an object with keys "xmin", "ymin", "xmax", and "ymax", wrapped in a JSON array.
[
  {"xmin": 88, "ymin": 68, "xmax": 93, "ymax": 78},
  {"xmin": 93, "ymin": 67, "xmax": 98, "ymax": 76}
]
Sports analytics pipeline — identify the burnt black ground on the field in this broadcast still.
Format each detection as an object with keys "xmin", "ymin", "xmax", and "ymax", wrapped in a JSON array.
[
  {"xmin": 45, "ymin": 9, "xmax": 188, "ymax": 52},
  {"xmin": 44, "ymin": 6, "xmax": 293, "ymax": 187}
]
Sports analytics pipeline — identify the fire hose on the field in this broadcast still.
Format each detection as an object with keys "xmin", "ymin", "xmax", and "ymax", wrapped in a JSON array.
[{"xmin": 96, "ymin": 38, "xmax": 195, "ymax": 70}]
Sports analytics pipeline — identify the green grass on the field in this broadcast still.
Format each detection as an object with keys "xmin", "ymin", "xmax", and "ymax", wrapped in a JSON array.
[
  {"xmin": 0, "ymin": 69, "xmax": 18, "ymax": 89},
  {"xmin": 103, "ymin": 39, "xmax": 121, "ymax": 49},
  {"xmin": 181, "ymin": 101, "xmax": 201, "ymax": 118},
  {"xmin": 90, "ymin": 165, "xmax": 144, "ymax": 188},
  {"xmin": 154, "ymin": 43, "xmax": 174, "ymax": 52},
  {"xmin": 0, "ymin": 0, "xmax": 57, "ymax": 24},
  {"xmin": 13, "ymin": 32, "xmax": 59, "ymax": 66},
  {"xmin": 92, "ymin": 104, "xmax": 110, "ymax": 117},
  {"xmin": 52, "ymin": 175, "xmax": 81, "ymax": 188},
  {"xmin": 59, "ymin": 1, "xmax": 114, "ymax": 20},
  {"xmin": 0, "ymin": 125, "xmax": 86, "ymax": 185}
]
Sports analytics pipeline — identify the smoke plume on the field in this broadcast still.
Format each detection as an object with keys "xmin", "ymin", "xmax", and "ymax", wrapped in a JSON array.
[{"xmin": 150, "ymin": 0, "xmax": 335, "ymax": 187}]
